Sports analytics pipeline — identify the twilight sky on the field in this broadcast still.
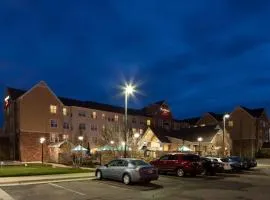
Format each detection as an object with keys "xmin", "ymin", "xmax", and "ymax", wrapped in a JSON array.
[{"xmin": 1, "ymin": 0, "xmax": 270, "ymax": 126}]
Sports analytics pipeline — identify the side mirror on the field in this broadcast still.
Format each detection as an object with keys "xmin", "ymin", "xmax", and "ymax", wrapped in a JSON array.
[{"xmin": 104, "ymin": 164, "xmax": 108, "ymax": 167}]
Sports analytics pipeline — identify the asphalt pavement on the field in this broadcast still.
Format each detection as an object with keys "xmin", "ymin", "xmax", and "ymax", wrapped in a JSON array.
[{"xmin": 1, "ymin": 168, "xmax": 270, "ymax": 200}]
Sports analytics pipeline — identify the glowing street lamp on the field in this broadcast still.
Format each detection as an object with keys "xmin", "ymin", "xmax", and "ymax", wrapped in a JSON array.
[
  {"xmin": 223, "ymin": 114, "xmax": 230, "ymax": 156},
  {"xmin": 134, "ymin": 133, "xmax": 140, "ymax": 139},
  {"xmin": 39, "ymin": 137, "xmax": 45, "ymax": 164},
  {"xmin": 110, "ymin": 140, "xmax": 115, "ymax": 145},
  {"xmin": 197, "ymin": 137, "xmax": 203, "ymax": 155}
]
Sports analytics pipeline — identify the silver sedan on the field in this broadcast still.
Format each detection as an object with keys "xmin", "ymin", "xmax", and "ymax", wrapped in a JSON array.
[{"xmin": 95, "ymin": 158, "xmax": 159, "ymax": 185}]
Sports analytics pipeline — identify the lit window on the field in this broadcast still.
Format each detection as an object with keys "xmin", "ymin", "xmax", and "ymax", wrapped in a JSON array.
[
  {"xmin": 92, "ymin": 112, "xmax": 97, "ymax": 119},
  {"xmin": 79, "ymin": 123, "xmax": 86, "ymax": 130},
  {"xmin": 114, "ymin": 115, "xmax": 119, "ymax": 122},
  {"xmin": 63, "ymin": 108, "xmax": 67, "ymax": 116},
  {"xmin": 147, "ymin": 120, "xmax": 151, "ymax": 126},
  {"xmin": 228, "ymin": 121, "xmax": 234, "ymax": 127},
  {"xmin": 50, "ymin": 119, "xmax": 57, "ymax": 128},
  {"xmin": 102, "ymin": 113, "xmax": 105, "ymax": 120},
  {"xmin": 139, "ymin": 129, "xmax": 143, "ymax": 134},
  {"xmin": 50, "ymin": 105, "xmax": 57, "ymax": 114},
  {"xmin": 63, "ymin": 122, "xmax": 69, "ymax": 129}
]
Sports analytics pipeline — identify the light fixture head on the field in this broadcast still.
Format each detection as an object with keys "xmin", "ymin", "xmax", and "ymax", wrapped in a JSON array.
[
  {"xmin": 121, "ymin": 141, "xmax": 125, "ymax": 146},
  {"xmin": 78, "ymin": 136, "xmax": 84, "ymax": 141},
  {"xmin": 110, "ymin": 140, "xmax": 115, "ymax": 145},
  {"xmin": 125, "ymin": 84, "xmax": 135, "ymax": 95},
  {"xmin": 197, "ymin": 137, "xmax": 203, "ymax": 142},
  {"xmin": 224, "ymin": 114, "xmax": 230, "ymax": 119},
  {"xmin": 40, "ymin": 137, "xmax": 45, "ymax": 144},
  {"xmin": 134, "ymin": 133, "xmax": 140, "ymax": 138}
]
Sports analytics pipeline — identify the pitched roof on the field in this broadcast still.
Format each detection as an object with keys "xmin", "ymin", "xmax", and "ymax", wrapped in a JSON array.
[
  {"xmin": 6, "ymin": 87, "xmax": 146, "ymax": 116},
  {"xmin": 150, "ymin": 125, "xmax": 220, "ymax": 143},
  {"xmin": 240, "ymin": 106, "xmax": 265, "ymax": 118},
  {"xmin": 175, "ymin": 117, "xmax": 200, "ymax": 125},
  {"xmin": 154, "ymin": 100, "xmax": 166, "ymax": 106},
  {"xmin": 149, "ymin": 126, "xmax": 171, "ymax": 143},
  {"xmin": 208, "ymin": 112, "xmax": 224, "ymax": 122}
]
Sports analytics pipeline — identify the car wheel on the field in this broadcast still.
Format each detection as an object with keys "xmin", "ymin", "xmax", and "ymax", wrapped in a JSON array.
[
  {"xmin": 176, "ymin": 168, "xmax": 185, "ymax": 177},
  {"xmin": 123, "ymin": 174, "xmax": 132, "ymax": 185},
  {"xmin": 96, "ymin": 170, "xmax": 102, "ymax": 180},
  {"xmin": 201, "ymin": 169, "xmax": 207, "ymax": 176}
]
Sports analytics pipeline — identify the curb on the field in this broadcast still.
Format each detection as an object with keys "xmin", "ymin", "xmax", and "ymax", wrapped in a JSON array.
[{"xmin": 0, "ymin": 176, "xmax": 96, "ymax": 186}]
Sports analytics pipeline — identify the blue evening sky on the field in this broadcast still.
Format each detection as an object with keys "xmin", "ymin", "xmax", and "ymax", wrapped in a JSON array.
[{"xmin": 1, "ymin": 0, "xmax": 270, "ymax": 126}]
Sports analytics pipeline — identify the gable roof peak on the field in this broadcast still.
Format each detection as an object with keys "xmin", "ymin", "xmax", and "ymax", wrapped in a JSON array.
[{"xmin": 239, "ymin": 106, "xmax": 265, "ymax": 118}]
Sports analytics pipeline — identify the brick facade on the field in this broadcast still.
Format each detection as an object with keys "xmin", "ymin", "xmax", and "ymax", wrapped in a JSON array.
[{"xmin": 19, "ymin": 132, "xmax": 50, "ymax": 162}]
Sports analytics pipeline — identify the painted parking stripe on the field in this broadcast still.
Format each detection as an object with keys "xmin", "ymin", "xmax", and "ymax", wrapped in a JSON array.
[
  {"xmin": 48, "ymin": 183, "xmax": 86, "ymax": 196},
  {"xmin": 0, "ymin": 188, "xmax": 14, "ymax": 200}
]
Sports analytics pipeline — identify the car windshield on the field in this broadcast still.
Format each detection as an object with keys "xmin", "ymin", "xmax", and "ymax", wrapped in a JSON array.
[
  {"xmin": 221, "ymin": 158, "xmax": 229, "ymax": 162},
  {"xmin": 183, "ymin": 155, "xmax": 200, "ymax": 161},
  {"xmin": 230, "ymin": 157, "xmax": 241, "ymax": 162},
  {"xmin": 130, "ymin": 160, "xmax": 150, "ymax": 166}
]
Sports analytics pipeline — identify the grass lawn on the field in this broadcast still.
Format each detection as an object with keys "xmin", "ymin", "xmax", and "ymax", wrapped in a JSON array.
[{"xmin": 0, "ymin": 164, "xmax": 94, "ymax": 177}]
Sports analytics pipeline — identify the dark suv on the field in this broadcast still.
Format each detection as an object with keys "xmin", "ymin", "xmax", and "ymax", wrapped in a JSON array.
[{"xmin": 150, "ymin": 153, "xmax": 203, "ymax": 177}]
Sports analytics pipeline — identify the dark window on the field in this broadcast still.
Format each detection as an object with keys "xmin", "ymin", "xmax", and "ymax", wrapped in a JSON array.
[
  {"xmin": 79, "ymin": 123, "xmax": 86, "ymax": 130},
  {"xmin": 78, "ymin": 111, "xmax": 86, "ymax": 117},
  {"xmin": 160, "ymin": 155, "xmax": 169, "ymax": 161},
  {"xmin": 117, "ymin": 160, "xmax": 128, "ymax": 167},
  {"xmin": 107, "ymin": 160, "xmax": 119, "ymax": 167},
  {"xmin": 130, "ymin": 160, "xmax": 150, "ymax": 166},
  {"xmin": 50, "ymin": 120, "xmax": 57, "ymax": 128},
  {"xmin": 182, "ymin": 154, "xmax": 200, "ymax": 161},
  {"xmin": 168, "ymin": 155, "xmax": 178, "ymax": 160},
  {"xmin": 63, "ymin": 122, "xmax": 69, "ymax": 129}
]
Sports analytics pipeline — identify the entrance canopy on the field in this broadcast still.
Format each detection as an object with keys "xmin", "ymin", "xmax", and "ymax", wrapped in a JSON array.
[
  {"xmin": 179, "ymin": 146, "xmax": 192, "ymax": 152},
  {"xmin": 72, "ymin": 145, "xmax": 88, "ymax": 151}
]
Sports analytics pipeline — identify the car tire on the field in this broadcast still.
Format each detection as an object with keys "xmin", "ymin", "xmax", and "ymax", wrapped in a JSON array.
[
  {"xmin": 122, "ymin": 174, "xmax": 132, "ymax": 185},
  {"xmin": 176, "ymin": 168, "xmax": 185, "ymax": 177},
  {"xmin": 201, "ymin": 169, "xmax": 207, "ymax": 176},
  {"xmin": 96, "ymin": 170, "xmax": 102, "ymax": 180}
]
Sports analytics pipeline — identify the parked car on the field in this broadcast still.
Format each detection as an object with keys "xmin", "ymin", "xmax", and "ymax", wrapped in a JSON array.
[
  {"xmin": 200, "ymin": 157, "xmax": 220, "ymax": 175},
  {"xmin": 95, "ymin": 158, "xmax": 158, "ymax": 185},
  {"xmin": 223, "ymin": 156, "xmax": 242, "ymax": 171},
  {"xmin": 150, "ymin": 153, "xmax": 203, "ymax": 177},
  {"xmin": 206, "ymin": 156, "xmax": 232, "ymax": 172},
  {"xmin": 240, "ymin": 157, "xmax": 257, "ymax": 169}
]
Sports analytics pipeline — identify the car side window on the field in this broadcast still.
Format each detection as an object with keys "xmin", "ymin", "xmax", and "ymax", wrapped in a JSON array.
[
  {"xmin": 160, "ymin": 155, "xmax": 169, "ymax": 161},
  {"xmin": 116, "ymin": 160, "xmax": 128, "ymax": 167},
  {"xmin": 169, "ymin": 155, "xmax": 177, "ymax": 160},
  {"xmin": 107, "ymin": 160, "xmax": 119, "ymax": 167}
]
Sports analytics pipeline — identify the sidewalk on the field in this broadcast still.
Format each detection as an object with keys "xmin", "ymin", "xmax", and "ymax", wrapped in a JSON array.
[{"xmin": 0, "ymin": 172, "xmax": 95, "ymax": 185}]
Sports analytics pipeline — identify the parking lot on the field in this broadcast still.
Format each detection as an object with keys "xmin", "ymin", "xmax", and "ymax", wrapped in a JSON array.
[{"xmin": 1, "ymin": 168, "xmax": 270, "ymax": 200}]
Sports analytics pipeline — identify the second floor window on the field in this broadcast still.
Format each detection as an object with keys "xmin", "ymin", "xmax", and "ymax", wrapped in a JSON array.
[
  {"xmin": 63, "ymin": 122, "xmax": 69, "ymax": 129},
  {"xmin": 132, "ymin": 118, "xmax": 136, "ymax": 123},
  {"xmin": 63, "ymin": 108, "xmax": 67, "ymax": 116},
  {"xmin": 91, "ymin": 124, "xmax": 98, "ymax": 131},
  {"xmin": 102, "ymin": 113, "xmax": 105, "ymax": 120},
  {"xmin": 92, "ymin": 112, "xmax": 97, "ymax": 119},
  {"xmin": 114, "ymin": 115, "xmax": 119, "ymax": 122},
  {"xmin": 50, "ymin": 119, "xmax": 57, "ymax": 128},
  {"xmin": 147, "ymin": 119, "xmax": 151, "ymax": 126},
  {"xmin": 79, "ymin": 123, "xmax": 86, "ymax": 130},
  {"xmin": 50, "ymin": 105, "xmax": 57, "ymax": 114},
  {"xmin": 78, "ymin": 111, "xmax": 86, "ymax": 117}
]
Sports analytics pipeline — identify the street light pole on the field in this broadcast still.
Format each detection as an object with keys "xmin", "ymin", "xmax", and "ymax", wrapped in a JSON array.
[
  {"xmin": 122, "ymin": 83, "xmax": 136, "ymax": 158},
  {"xmin": 39, "ymin": 137, "xmax": 45, "ymax": 164},
  {"xmin": 223, "ymin": 114, "xmax": 230, "ymax": 156},
  {"xmin": 124, "ymin": 90, "xmax": 128, "ymax": 158}
]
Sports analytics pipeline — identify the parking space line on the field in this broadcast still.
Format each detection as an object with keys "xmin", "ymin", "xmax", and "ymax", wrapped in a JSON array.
[
  {"xmin": 0, "ymin": 188, "xmax": 14, "ymax": 200},
  {"xmin": 48, "ymin": 183, "xmax": 86, "ymax": 196}
]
